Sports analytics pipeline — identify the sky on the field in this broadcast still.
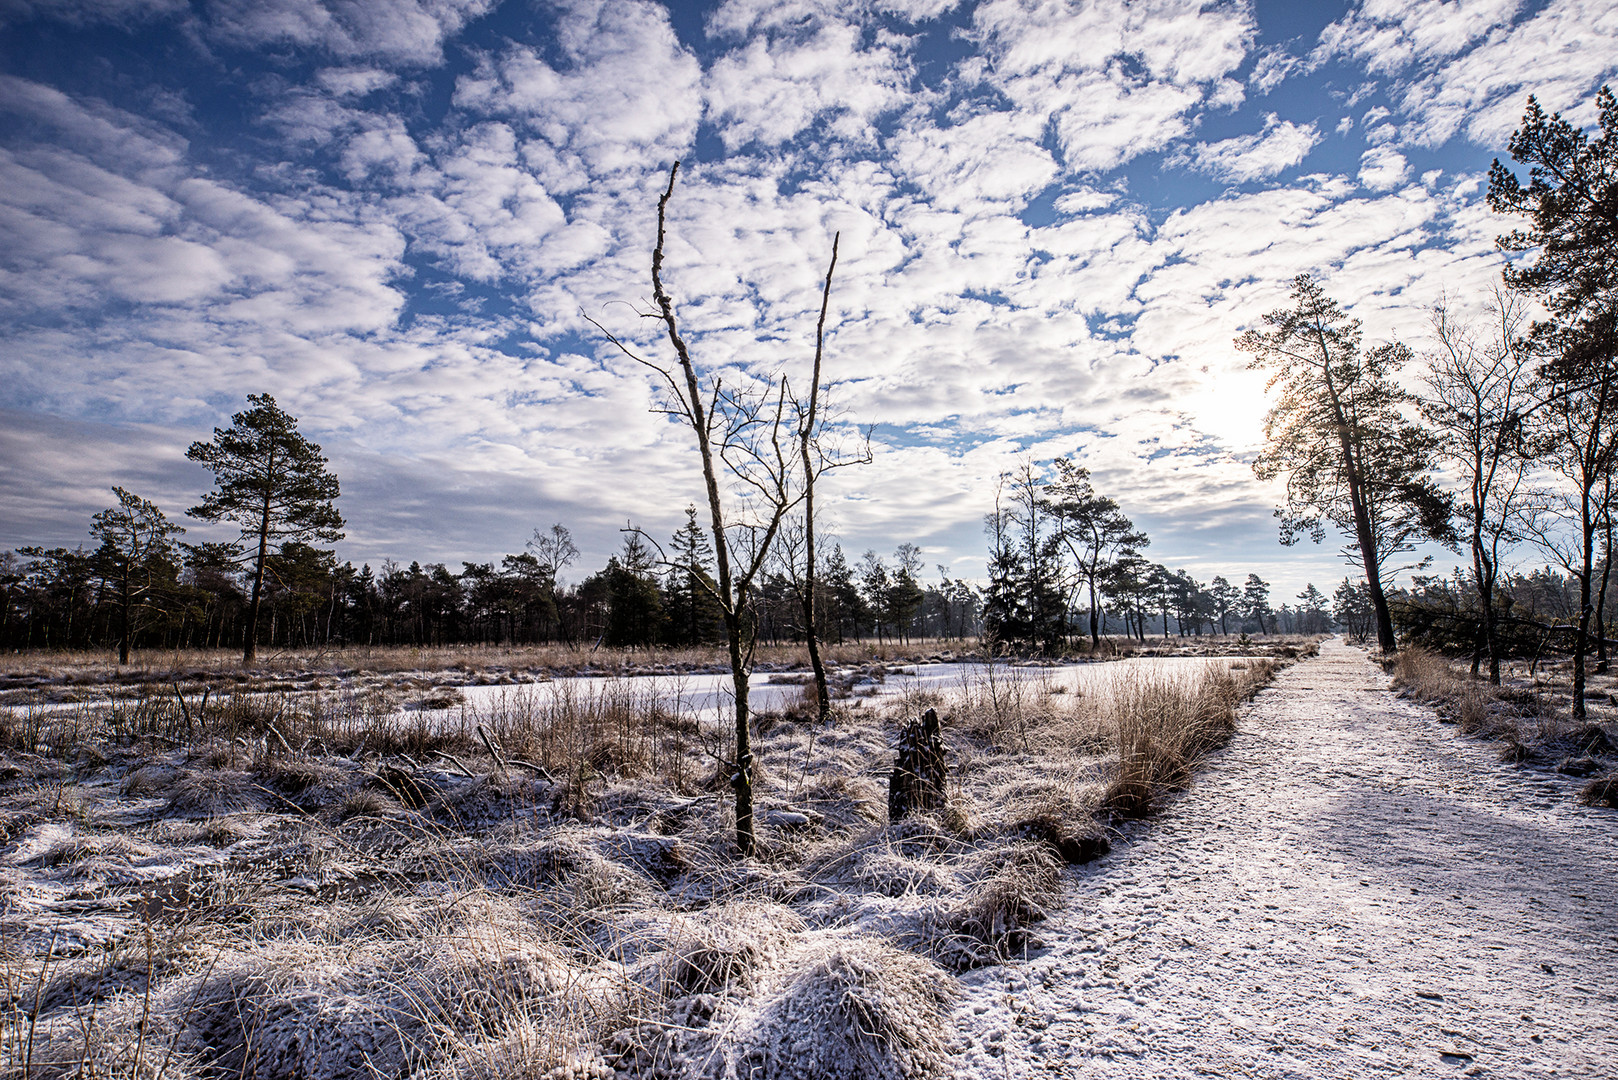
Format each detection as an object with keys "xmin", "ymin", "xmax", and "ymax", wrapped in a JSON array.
[{"xmin": 2, "ymin": 0, "xmax": 1616, "ymax": 602}]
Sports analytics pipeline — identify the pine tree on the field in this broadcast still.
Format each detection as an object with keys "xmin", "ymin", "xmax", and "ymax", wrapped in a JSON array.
[
  {"xmin": 822, "ymin": 544, "xmax": 862, "ymax": 642},
  {"xmin": 604, "ymin": 533, "xmax": 664, "ymax": 648},
  {"xmin": 664, "ymin": 506, "xmax": 724, "ymax": 646},
  {"xmin": 982, "ymin": 464, "xmax": 1067, "ymax": 653},
  {"xmin": 1242, "ymin": 573, "xmax": 1274, "ymax": 635},
  {"xmin": 1042, "ymin": 458, "xmax": 1148, "ymax": 648},
  {"xmin": 186, "ymin": 394, "xmax": 344, "ymax": 663},
  {"xmin": 1239, "ymin": 275, "xmax": 1453, "ymax": 652},
  {"xmin": 1334, "ymin": 577, "xmax": 1374, "ymax": 642},
  {"xmin": 1489, "ymin": 88, "xmax": 1618, "ymax": 715},
  {"xmin": 1209, "ymin": 575, "xmax": 1241, "ymax": 635},
  {"xmin": 88, "ymin": 487, "xmax": 184, "ymax": 664},
  {"xmin": 1296, "ymin": 583, "xmax": 1330, "ymax": 633}
]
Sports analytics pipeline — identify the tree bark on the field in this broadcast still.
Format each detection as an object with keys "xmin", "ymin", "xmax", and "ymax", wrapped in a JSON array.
[
  {"xmin": 242, "ymin": 462, "xmax": 273, "ymax": 665},
  {"xmin": 117, "ymin": 565, "xmax": 131, "ymax": 666},
  {"xmin": 798, "ymin": 234, "xmax": 839, "ymax": 723},
  {"xmin": 650, "ymin": 163, "xmax": 754, "ymax": 854}
]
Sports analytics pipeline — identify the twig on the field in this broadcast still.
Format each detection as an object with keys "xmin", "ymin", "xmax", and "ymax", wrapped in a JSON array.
[
  {"xmin": 505, "ymin": 759, "xmax": 557, "ymax": 783},
  {"xmin": 476, "ymin": 724, "xmax": 510, "ymax": 779},
  {"xmin": 172, "ymin": 681, "xmax": 191, "ymax": 734},
  {"xmin": 265, "ymin": 725, "xmax": 293, "ymax": 757},
  {"xmin": 431, "ymin": 750, "xmax": 477, "ymax": 778}
]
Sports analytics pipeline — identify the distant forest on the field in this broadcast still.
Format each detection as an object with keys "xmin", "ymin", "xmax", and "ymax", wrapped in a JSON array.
[{"xmin": 0, "ymin": 495, "xmax": 1339, "ymax": 655}]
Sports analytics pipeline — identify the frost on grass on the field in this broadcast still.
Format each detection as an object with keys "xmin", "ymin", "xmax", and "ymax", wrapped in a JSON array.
[
  {"xmin": 728, "ymin": 937, "xmax": 956, "ymax": 1080},
  {"xmin": 1, "ymin": 656, "xmax": 1281, "ymax": 1078},
  {"xmin": 1390, "ymin": 646, "xmax": 1618, "ymax": 777}
]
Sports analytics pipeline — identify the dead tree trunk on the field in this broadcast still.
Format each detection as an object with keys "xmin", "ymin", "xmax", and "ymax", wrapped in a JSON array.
[{"xmin": 889, "ymin": 707, "xmax": 947, "ymax": 821}]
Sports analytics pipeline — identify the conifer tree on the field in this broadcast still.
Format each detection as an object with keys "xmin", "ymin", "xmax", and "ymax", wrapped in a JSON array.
[
  {"xmin": 1239, "ymin": 275, "xmax": 1453, "ymax": 652},
  {"xmin": 1489, "ymin": 87, "xmax": 1618, "ymax": 714},
  {"xmin": 89, "ymin": 487, "xmax": 184, "ymax": 664},
  {"xmin": 1042, "ymin": 458, "xmax": 1148, "ymax": 648},
  {"xmin": 1209, "ymin": 575, "xmax": 1240, "ymax": 635},
  {"xmin": 1242, "ymin": 573, "xmax": 1273, "ymax": 635},
  {"xmin": 664, "ymin": 506, "xmax": 724, "ymax": 646},
  {"xmin": 186, "ymin": 394, "xmax": 344, "ymax": 663}
]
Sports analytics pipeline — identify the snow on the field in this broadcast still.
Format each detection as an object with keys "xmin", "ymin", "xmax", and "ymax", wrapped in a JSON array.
[{"xmin": 951, "ymin": 637, "xmax": 1617, "ymax": 1078}]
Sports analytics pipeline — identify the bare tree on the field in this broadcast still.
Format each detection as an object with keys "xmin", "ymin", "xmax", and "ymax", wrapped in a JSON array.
[
  {"xmin": 790, "ymin": 232, "xmax": 872, "ymax": 719},
  {"xmin": 1420, "ymin": 288, "xmax": 1538, "ymax": 683},
  {"xmin": 1520, "ymin": 315, "xmax": 1618, "ymax": 719},
  {"xmin": 592, "ymin": 162, "xmax": 825, "ymax": 855}
]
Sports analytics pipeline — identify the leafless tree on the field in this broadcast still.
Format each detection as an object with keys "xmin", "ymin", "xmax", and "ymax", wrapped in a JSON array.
[
  {"xmin": 1520, "ymin": 313, "xmax": 1618, "ymax": 718},
  {"xmin": 1420, "ymin": 287, "xmax": 1538, "ymax": 682},
  {"xmin": 592, "ymin": 162, "xmax": 847, "ymax": 854},
  {"xmin": 788, "ymin": 233, "xmax": 872, "ymax": 720}
]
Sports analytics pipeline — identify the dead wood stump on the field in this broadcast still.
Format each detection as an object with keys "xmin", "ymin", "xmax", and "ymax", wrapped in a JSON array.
[{"xmin": 889, "ymin": 707, "xmax": 947, "ymax": 821}]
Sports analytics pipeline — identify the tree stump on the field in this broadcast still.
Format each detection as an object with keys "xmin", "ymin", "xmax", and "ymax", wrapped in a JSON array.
[{"xmin": 889, "ymin": 707, "xmax": 947, "ymax": 821}]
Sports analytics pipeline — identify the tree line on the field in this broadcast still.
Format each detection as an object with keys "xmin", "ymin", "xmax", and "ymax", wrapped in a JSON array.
[
  {"xmin": 0, "ymin": 487, "xmax": 992, "ymax": 656},
  {"xmin": 977, "ymin": 457, "xmax": 1333, "ymax": 651}
]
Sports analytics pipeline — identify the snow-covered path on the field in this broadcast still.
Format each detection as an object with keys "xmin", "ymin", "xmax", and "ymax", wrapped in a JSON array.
[{"xmin": 954, "ymin": 637, "xmax": 1617, "ymax": 1078}]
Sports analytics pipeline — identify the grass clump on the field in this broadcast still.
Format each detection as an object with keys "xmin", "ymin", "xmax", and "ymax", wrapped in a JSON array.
[
  {"xmin": 1577, "ymin": 772, "xmax": 1618, "ymax": 808},
  {"xmin": 1101, "ymin": 662, "xmax": 1269, "ymax": 819},
  {"xmin": 1390, "ymin": 647, "xmax": 1618, "ymax": 787},
  {"xmin": 729, "ymin": 937, "xmax": 957, "ymax": 1080}
]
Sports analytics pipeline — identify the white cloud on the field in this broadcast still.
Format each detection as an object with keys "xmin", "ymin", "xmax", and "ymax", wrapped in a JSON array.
[
  {"xmin": 1316, "ymin": 0, "xmax": 1524, "ymax": 75},
  {"xmin": 1248, "ymin": 49, "xmax": 1299, "ymax": 94},
  {"xmin": 706, "ymin": 0, "xmax": 958, "ymax": 38},
  {"xmin": 452, "ymin": 0, "xmax": 701, "ymax": 182},
  {"xmin": 969, "ymin": 0, "xmax": 1256, "ymax": 172},
  {"xmin": 315, "ymin": 66, "xmax": 400, "ymax": 97},
  {"xmin": 889, "ymin": 109, "xmax": 1058, "ymax": 212},
  {"xmin": 1319, "ymin": 0, "xmax": 1618, "ymax": 149},
  {"xmin": 1178, "ymin": 114, "xmax": 1322, "ymax": 183},
  {"xmin": 1358, "ymin": 145, "xmax": 1410, "ymax": 190},
  {"xmin": 704, "ymin": 19, "xmax": 917, "ymax": 149},
  {"xmin": 205, "ymin": 0, "xmax": 495, "ymax": 66}
]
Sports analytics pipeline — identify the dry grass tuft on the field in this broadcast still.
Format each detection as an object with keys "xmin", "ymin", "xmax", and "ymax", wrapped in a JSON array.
[
  {"xmin": 730, "ymin": 936, "xmax": 956, "ymax": 1080},
  {"xmin": 1102, "ymin": 664, "xmax": 1246, "ymax": 819},
  {"xmin": 163, "ymin": 768, "xmax": 267, "ymax": 818},
  {"xmin": 1577, "ymin": 771, "xmax": 1618, "ymax": 808},
  {"xmin": 1390, "ymin": 647, "xmax": 1618, "ymax": 773},
  {"xmin": 944, "ymin": 841, "xmax": 1063, "ymax": 964},
  {"xmin": 665, "ymin": 901, "xmax": 808, "ymax": 994}
]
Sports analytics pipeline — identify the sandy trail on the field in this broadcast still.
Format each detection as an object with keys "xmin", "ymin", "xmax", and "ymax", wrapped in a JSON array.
[{"xmin": 954, "ymin": 637, "xmax": 1617, "ymax": 1078}]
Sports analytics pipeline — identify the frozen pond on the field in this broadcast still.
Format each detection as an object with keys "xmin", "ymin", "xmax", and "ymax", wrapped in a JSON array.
[
  {"xmin": 438, "ymin": 656, "xmax": 1258, "ymax": 726},
  {"xmin": 2, "ymin": 656, "xmax": 1263, "ymax": 727}
]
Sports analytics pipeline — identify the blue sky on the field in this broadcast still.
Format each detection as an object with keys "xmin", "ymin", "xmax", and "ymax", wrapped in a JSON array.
[{"xmin": 2, "ymin": 0, "xmax": 1615, "ymax": 600}]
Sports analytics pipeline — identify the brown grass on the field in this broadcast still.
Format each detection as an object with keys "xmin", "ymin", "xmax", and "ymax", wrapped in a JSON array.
[
  {"xmin": 1102, "ymin": 661, "xmax": 1274, "ymax": 819},
  {"xmin": 1389, "ymin": 647, "xmax": 1618, "ymax": 779},
  {"xmin": 0, "ymin": 650, "xmax": 1294, "ymax": 1079},
  {"xmin": 0, "ymin": 640, "xmax": 967, "ymax": 688}
]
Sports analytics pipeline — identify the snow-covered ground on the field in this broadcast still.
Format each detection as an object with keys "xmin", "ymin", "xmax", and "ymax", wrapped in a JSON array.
[{"xmin": 952, "ymin": 637, "xmax": 1616, "ymax": 1078}]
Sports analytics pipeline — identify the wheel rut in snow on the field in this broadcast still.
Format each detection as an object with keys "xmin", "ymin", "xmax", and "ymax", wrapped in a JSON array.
[{"xmin": 953, "ymin": 637, "xmax": 1617, "ymax": 1078}]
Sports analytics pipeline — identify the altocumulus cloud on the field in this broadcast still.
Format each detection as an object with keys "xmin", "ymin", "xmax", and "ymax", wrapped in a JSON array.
[{"xmin": 1, "ymin": 0, "xmax": 1615, "ymax": 599}]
